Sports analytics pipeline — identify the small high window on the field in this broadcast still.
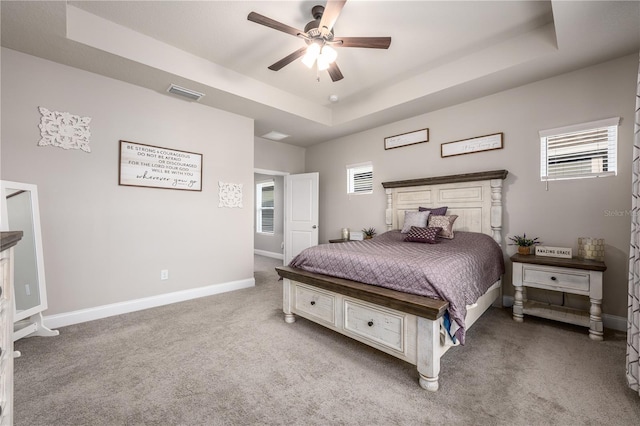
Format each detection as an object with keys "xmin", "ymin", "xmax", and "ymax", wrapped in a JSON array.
[
  {"xmin": 256, "ymin": 181, "xmax": 274, "ymax": 234},
  {"xmin": 347, "ymin": 162, "xmax": 373, "ymax": 194},
  {"xmin": 540, "ymin": 117, "xmax": 619, "ymax": 181}
]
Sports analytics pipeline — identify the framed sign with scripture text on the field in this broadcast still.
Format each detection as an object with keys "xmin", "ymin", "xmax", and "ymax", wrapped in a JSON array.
[{"xmin": 119, "ymin": 140, "xmax": 202, "ymax": 191}]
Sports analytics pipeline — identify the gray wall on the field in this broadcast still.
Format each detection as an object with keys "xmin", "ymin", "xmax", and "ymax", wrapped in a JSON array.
[
  {"xmin": 305, "ymin": 53, "xmax": 638, "ymax": 319},
  {"xmin": 254, "ymin": 137, "xmax": 305, "ymax": 174},
  {"xmin": 254, "ymin": 173, "xmax": 284, "ymax": 255},
  {"xmin": 1, "ymin": 48, "xmax": 255, "ymax": 316}
]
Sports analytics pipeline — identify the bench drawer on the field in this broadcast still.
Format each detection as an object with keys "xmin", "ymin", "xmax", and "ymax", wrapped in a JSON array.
[
  {"xmin": 294, "ymin": 284, "xmax": 336, "ymax": 326},
  {"xmin": 344, "ymin": 299, "xmax": 405, "ymax": 353}
]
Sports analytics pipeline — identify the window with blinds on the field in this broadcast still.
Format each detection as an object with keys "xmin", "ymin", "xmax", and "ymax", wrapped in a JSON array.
[
  {"xmin": 256, "ymin": 181, "xmax": 274, "ymax": 234},
  {"xmin": 347, "ymin": 162, "xmax": 373, "ymax": 194},
  {"xmin": 540, "ymin": 117, "xmax": 619, "ymax": 181}
]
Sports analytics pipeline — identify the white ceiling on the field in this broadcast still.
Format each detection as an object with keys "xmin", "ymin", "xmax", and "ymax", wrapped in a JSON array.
[{"xmin": 1, "ymin": 1, "xmax": 639, "ymax": 147}]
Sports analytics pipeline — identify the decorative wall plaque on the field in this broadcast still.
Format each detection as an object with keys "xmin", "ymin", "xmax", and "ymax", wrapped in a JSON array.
[
  {"xmin": 119, "ymin": 140, "xmax": 202, "ymax": 191},
  {"xmin": 219, "ymin": 182, "xmax": 243, "ymax": 208},
  {"xmin": 384, "ymin": 128, "xmax": 429, "ymax": 150},
  {"xmin": 38, "ymin": 107, "xmax": 92, "ymax": 152},
  {"xmin": 441, "ymin": 132, "xmax": 503, "ymax": 158}
]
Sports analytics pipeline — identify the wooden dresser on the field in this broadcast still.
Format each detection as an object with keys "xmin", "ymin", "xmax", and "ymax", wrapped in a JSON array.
[{"xmin": 1, "ymin": 231, "xmax": 23, "ymax": 425}]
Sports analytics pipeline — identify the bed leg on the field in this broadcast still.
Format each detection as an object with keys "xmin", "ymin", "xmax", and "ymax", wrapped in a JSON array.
[
  {"xmin": 416, "ymin": 317, "xmax": 440, "ymax": 392},
  {"xmin": 282, "ymin": 278, "xmax": 296, "ymax": 323},
  {"xmin": 419, "ymin": 374, "xmax": 439, "ymax": 392}
]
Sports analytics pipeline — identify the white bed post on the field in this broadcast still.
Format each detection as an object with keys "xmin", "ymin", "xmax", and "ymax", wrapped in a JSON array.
[
  {"xmin": 282, "ymin": 278, "xmax": 296, "ymax": 323},
  {"xmin": 416, "ymin": 317, "xmax": 440, "ymax": 392},
  {"xmin": 385, "ymin": 188, "xmax": 393, "ymax": 231},
  {"xmin": 489, "ymin": 178, "xmax": 503, "ymax": 246},
  {"xmin": 490, "ymin": 178, "xmax": 504, "ymax": 307}
]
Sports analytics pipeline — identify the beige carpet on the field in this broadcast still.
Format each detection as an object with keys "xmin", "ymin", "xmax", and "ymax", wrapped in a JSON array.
[{"xmin": 13, "ymin": 255, "xmax": 640, "ymax": 425}]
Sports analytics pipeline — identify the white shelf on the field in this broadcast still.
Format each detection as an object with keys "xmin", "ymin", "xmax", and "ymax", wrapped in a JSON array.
[{"xmin": 523, "ymin": 300, "xmax": 589, "ymax": 328}]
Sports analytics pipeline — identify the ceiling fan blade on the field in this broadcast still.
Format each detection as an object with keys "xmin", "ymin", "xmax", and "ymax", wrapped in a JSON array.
[
  {"xmin": 319, "ymin": 0, "xmax": 347, "ymax": 34},
  {"xmin": 327, "ymin": 62, "xmax": 344, "ymax": 82},
  {"xmin": 268, "ymin": 47, "xmax": 308, "ymax": 71},
  {"xmin": 335, "ymin": 37, "xmax": 391, "ymax": 49},
  {"xmin": 248, "ymin": 12, "xmax": 303, "ymax": 37}
]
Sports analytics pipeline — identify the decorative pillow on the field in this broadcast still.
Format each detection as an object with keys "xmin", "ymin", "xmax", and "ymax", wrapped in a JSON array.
[
  {"xmin": 428, "ymin": 215, "xmax": 458, "ymax": 239},
  {"xmin": 401, "ymin": 210, "xmax": 430, "ymax": 233},
  {"xmin": 404, "ymin": 226, "xmax": 442, "ymax": 244},
  {"xmin": 418, "ymin": 206, "xmax": 448, "ymax": 216}
]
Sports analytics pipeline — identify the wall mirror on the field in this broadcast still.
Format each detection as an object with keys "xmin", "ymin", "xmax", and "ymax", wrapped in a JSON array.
[{"xmin": 0, "ymin": 180, "xmax": 58, "ymax": 341}]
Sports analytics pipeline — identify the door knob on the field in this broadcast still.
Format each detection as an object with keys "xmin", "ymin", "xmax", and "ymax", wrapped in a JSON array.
[{"xmin": 312, "ymin": 225, "xmax": 317, "ymax": 229}]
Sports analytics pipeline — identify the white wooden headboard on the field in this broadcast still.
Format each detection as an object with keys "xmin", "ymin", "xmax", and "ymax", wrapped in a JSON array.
[{"xmin": 382, "ymin": 170, "xmax": 508, "ymax": 246}]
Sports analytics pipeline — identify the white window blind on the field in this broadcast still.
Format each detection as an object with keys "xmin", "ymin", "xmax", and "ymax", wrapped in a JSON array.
[
  {"xmin": 347, "ymin": 162, "xmax": 373, "ymax": 194},
  {"xmin": 256, "ymin": 181, "xmax": 274, "ymax": 234},
  {"xmin": 540, "ymin": 117, "xmax": 619, "ymax": 181}
]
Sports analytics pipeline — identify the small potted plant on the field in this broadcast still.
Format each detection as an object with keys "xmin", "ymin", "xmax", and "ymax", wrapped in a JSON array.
[
  {"xmin": 362, "ymin": 227, "xmax": 377, "ymax": 239},
  {"xmin": 509, "ymin": 233, "xmax": 540, "ymax": 255}
]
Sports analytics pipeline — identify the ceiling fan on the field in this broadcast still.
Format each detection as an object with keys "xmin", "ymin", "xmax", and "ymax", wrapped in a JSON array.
[{"xmin": 247, "ymin": 0, "xmax": 391, "ymax": 82}]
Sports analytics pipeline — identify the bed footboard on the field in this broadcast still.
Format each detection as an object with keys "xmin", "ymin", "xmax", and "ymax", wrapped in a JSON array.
[
  {"xmin": 278, "ymin": 266, "xmax": 453, "ymax": 391},
  {"xmin": 277, "ymin": 266, "xmax": 500, "ymax": 391}
]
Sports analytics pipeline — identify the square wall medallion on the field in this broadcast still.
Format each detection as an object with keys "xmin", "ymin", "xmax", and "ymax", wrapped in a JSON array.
[
  {"xmin": 219, "ymin": 181, "xmax": 243, "ymax": 208},
  {"xmin": 38, "ymin": 107, "xmax": 92, "ymax": 152}
]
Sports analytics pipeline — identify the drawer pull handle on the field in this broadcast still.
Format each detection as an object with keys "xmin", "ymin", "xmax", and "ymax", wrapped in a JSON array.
[
  {"xmin": 368, "ymin": 321, "xmax": 374, "ymax": 327},
  {"xmin": 310, "ymin": 300, "xmax": 316, "ymax": 306},
  {"xmin": 550, "ymin": 276, "xmax": 557, "ymax": 281}
]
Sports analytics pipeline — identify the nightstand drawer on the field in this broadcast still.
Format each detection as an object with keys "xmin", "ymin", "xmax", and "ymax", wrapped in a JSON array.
[
  {"xmin": 344, "ymin": 299, "xmax": 404, "ymax": 353},
  {"xmin": 522, "ymin": 265, "xmax": 590, "ymax": 293},
  {"xmin": 294, "ymin": 284, "xmax": 336, "ymax": 325}
]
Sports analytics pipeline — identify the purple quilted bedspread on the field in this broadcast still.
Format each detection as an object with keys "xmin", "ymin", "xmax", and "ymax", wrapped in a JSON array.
[{"xmin": 289, "ymin": 230, "xmax": 505, "ymax": 344}]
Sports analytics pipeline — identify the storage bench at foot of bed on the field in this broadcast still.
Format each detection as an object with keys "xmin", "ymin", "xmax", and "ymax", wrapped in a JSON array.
[
  {"xmin": 277, "ymin": 266, "xmax": 501, "ymax": 392},
  {"xmin": 278, "ymin": 266, "xmax": 451, "ymax": 391}
]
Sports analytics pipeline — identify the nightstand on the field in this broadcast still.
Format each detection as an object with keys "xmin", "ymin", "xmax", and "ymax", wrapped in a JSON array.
[
  {"xmin": 511, "ymin": 254, "xmax": 607, "ymax": 341},
  {"xmin": 329, "ymin": 238, "xmax": 349, "ymax": 243}
]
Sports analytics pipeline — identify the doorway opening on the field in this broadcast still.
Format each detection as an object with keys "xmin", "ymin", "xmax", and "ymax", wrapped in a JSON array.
[{"xmin": 253, "ymin": 168, "xmax": 288, "ymax": 272}]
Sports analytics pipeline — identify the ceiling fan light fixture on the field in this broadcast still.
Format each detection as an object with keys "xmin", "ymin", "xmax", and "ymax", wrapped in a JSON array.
[
  {"xmin": 317, "ymin": 56, "xmax": 330, "ymax": 71},
  {"xmin": 248, "ymin": 1, "xmax": 390, "ymax": 82},
  {"xmin": 317, "ymin": 46, "xmax": 337, "ymax": 71},
  {"xmin": 302, "ymin": 43, "xmax": 321, "ymax": 68}
]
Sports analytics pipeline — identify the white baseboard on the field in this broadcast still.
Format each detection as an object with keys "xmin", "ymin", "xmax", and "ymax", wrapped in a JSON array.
[
  {"xmin": 501, "ymin": 295, "xmax": 626, "ymax": 332},
  {"xmin": 44, "ymin": 278, "xmax": 255, "ymax": 329},
  {"xmin": 254, "ymin": 249, "xmax": 283, "ymax": 260}
]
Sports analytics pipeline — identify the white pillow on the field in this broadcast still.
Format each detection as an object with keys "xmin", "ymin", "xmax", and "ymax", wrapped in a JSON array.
[{"xmin": 401, "ymin": 210, "xmax": 430, "ymax": 233}]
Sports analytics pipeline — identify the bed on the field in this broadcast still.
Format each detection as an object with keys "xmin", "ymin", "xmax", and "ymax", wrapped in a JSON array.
[{"xmin": 275, "ymin": 169, "xmax": 508, "ymax": 391}]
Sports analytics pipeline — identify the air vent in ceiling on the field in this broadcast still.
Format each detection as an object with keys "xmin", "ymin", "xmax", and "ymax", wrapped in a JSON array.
[{"xmin": 167, "ymin": 84, "xmax": 205, "ymax": 101}]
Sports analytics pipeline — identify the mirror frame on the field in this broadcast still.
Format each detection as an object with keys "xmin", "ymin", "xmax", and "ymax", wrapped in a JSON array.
[{"xmin": 0, "ymin": 180, "xmax": 49, "ymax": 322}]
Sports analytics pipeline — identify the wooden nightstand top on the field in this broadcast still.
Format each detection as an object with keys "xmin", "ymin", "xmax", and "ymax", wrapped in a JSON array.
[{"xmin": 510, "ymin": 253, "xmax": 606, "ymax": 272}]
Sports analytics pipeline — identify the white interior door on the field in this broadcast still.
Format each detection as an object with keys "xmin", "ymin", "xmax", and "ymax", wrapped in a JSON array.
[{"xmin": 284, "ymin": 172, "xmax": 319, "ymax": 265}]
